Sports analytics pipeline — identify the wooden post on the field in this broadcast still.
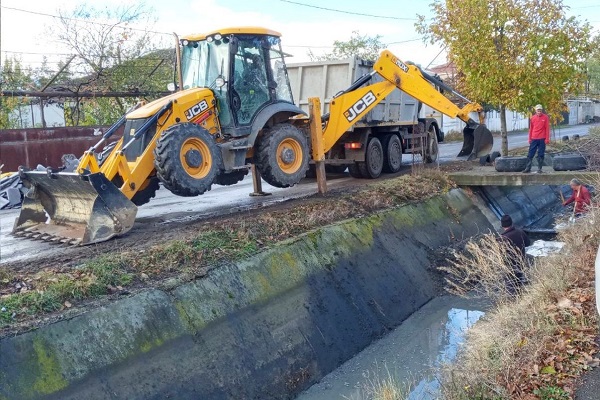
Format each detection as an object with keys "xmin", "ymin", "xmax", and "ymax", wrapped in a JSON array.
[
  {"xmin": 308, "ymin": 97, "xmax": 327, "ymax": 194},
  {"xmin": 249, "ymin": 164, "xmax": 271, "ymax": 197}
]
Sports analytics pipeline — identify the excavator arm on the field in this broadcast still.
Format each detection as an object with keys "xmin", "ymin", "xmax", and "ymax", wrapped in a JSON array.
[{"xmin": 320, "ymin": 50, "xmax": 492, "ymax": 159}]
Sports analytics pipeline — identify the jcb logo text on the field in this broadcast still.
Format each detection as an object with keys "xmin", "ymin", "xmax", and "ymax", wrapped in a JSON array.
[
  {"xmin": 393, "ymin": 58, "xmax": 409, "ymax": 73},
  {"xmin": 344, "ymin": 91, "xmax": 377, "ymax": 122},
  {"xmin": 185, "ymin": 100, "xmax": 209, "ymax": 121}
]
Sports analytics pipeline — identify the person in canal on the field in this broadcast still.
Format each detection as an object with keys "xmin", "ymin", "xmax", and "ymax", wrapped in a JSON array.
[
  {"xmin": 562, "ymin": 178, "xmax": 592, "ymax": 217},
  {"xmin": 499, "ymin": 214, "xmax": 531, "ymax": 293},
  {"xmin": 522, "ymin": 104, "xmax": 550, "ymax": 174}
]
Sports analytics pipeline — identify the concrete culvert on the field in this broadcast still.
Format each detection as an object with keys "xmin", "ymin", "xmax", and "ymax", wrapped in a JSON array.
[
  {"xmin": 494, "ymin": 156, "xmax": 530, "ymax": 172},
  {"xmin": 552, "ymin": 153, "xmax": 587, "ymax": 171}
]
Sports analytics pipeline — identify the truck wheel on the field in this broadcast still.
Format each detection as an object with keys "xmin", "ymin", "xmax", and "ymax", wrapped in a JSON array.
[
  {"xmin": 255, "ymin": 123, "xmax": 309, "ymax": 188},
  {"xmin": 423, "ymin": 126, "xmax": 439, "ymax": 163},
  {"xmin": 382, "ymin": 134, "xmax": 402, "ymax": 173},
  {"xmin": 154, "ymin": 123, "xmax": 221, "ymax": 196},
  {"xmin": 214, "ymin": 169, "xmax": 249, "ymax": 186},
  {"xmin": 358, "ymin": 137, "xmax": 384, "ymax": 179}
]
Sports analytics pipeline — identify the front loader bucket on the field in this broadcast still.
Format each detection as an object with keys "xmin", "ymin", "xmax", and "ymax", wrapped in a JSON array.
[
  {"xmin": 458, "ymin": 124, "xmax": 493, "ymax": 160},
  {"xmin": 13, "ymin": 171, "xmax": 137, "ymax": 245}
]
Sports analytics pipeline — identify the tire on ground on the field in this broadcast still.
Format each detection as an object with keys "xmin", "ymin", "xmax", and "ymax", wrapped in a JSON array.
[
  {"xmin": 357, "ymin": 137, "xmax": 384, "ymax": 179},
  {"xmin": 254, "ymin": 123, "xmax": 310, "ymax": 188},
  {"xmin": 154, "ymin": 123, "xmax": 222, "ymax": 197},
  {"xmin": 214, "ymin": 169, "xmax": 249, "ymax": 186},
  {"xmin": 381, "ymin": 134, "xmax": 402, "ymax": 173},
  {"xmin": 552, "ymin": 154, "xmax": 587, "ymax": 171},
  {"xmin": 494, "ymin": 156, "xmax": 530, "ymax": 172}
]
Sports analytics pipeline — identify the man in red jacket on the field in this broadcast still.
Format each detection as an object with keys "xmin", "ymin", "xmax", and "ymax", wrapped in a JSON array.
[{"xmin": 523, "ymin": 104, "xmax": 550, "ymax": 173}]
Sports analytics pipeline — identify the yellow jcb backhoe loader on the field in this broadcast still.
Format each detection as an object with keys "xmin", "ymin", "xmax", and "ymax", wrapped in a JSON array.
[{"xmin": 13, "ymin": 27, "xmax": 492, "ymax": 245}]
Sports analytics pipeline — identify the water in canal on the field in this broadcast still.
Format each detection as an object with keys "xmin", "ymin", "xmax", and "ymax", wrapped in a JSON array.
[{"xmin": 297, "ymin": 295, "xmax": 486, "ymax": 400}]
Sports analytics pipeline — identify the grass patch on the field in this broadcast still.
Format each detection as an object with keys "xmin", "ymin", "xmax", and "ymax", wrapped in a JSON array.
[
  {"xmin": 0, "ymin": 169, "xmax": 454, "ymax": 329},
  {"xmin": 444, "ymin": 130, "xmax": 465, "ymax": 143}
]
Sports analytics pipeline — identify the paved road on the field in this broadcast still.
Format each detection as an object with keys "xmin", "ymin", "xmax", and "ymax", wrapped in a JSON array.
[{"xmin": 1, "ymin": 123, "xmax": 597, "ymax": 264}]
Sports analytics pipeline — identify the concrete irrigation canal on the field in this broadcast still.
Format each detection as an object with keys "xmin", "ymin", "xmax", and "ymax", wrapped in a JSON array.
[{"xmin": 0, "ymin": 184, "xmax": 566, "ymax": 399}]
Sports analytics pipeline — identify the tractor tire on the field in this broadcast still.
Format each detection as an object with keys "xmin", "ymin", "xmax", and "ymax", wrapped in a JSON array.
[
  {"xmin": 494, "ymin": 156, "xmax": 529, "ymax": 172},
  {"xmin": 348, "ymin": 163, "xmax": 363, "ymax": 178},
  {"xmin": 381, "ymin": 134, "xmax": 402, "ymax": 173},
  {"xmin": 154, "ymin": 123, "xmax": 222, "ymax": 197},
  {"xmin": 131, "ymin": 176, "xmax": 160, "ymax": 206},
  {"xmin": 254, "ymin": 123, "xmax": 309, "ymax": 188},
  {"xmin": 423, "ymin": 125, "xmax": 439, "ymax": 164},
  {"xmin": 552, "ymin": 154, "xmax": 587, "ymax": 171},
  {"xmin": 357, "ymin": 137, "xmax": 384, "ymax": 179},
  {"xmin": 214, "ymin": 169, "xmax": 249, "ymax": 186}
]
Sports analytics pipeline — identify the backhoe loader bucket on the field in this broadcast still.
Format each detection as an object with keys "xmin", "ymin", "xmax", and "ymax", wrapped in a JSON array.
[
  {"xmin": 458, "ymin": 124, "xmax": 493, "ymax": 160},
  {"xmin": 13, "ymin": 171, "xmax": 137, "ymax": 245}
]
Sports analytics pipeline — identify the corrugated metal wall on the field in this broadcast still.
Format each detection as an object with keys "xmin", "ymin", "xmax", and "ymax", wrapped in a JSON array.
[{"xmin": 0, "ymin": 126, "xmax": 123, "ymax": 172}]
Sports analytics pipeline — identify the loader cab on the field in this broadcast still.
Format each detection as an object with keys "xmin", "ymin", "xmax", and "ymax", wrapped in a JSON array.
[{"xmin": 179, "ymin": 28, "xmax": 294, "ymax": 136}]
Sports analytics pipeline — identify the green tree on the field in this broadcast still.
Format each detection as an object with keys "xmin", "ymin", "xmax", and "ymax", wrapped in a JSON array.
[
  {"xmin": 51, "ymin": 3, "xmax": 173, "ymax": 125},
  {"xmin": 586, "ymin": 35, "xmax": 600, "ymax": 95},
  {"xmin": 309, "ymin": 31, "xmax": 385, "ymax": 62},
  {"xmin": 0, "ymin": 57, "xmax": 34, "ymax": 129},
  {"xmin": 417, "ymin": 0, "xmax": 592, "ymax": 155}
]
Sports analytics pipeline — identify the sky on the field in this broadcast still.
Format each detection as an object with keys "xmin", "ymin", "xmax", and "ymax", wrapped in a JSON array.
[{"xmin": 1, "ymin": 0, "xmax": 600, "ymax": 73}]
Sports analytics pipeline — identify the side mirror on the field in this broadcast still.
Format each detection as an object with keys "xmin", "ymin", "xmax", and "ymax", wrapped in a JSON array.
[{"xmin": 167, "ymin": 82, "xmax": 177, "ymax": 92}]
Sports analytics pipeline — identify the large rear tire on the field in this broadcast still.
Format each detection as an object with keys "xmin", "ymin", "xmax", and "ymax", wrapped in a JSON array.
[
  {"xmin": 357, "ymin": 137, "xmax": 384, "ymax": 179},
  {"xmin": 254, "ymin": 123, "xmax": 309, "ymax": 188},
  {"xmin": 154, "ymin": 123, "xmax": 221, "ymax": 197},
  {"xmin": 381, "ymin": 134, "xmax": 402, "ymax": 173}
]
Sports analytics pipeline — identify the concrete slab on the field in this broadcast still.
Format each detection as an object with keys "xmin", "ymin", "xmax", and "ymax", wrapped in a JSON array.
[{"xmin": 449, "ymin": 167, "xmax": 599, "ymax": 186}]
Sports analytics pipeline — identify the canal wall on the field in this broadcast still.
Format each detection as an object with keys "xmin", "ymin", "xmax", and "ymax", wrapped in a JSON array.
[{"xmin": 1, "ymin": 189, "xmax": 494, "ymax": 400}]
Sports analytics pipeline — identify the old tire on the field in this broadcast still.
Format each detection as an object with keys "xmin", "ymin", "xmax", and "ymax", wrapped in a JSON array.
[
  {"xmin": 214, "ymin": 169, "xmax": 249, "ymax": 186},
  {"xmin": 131, "ymin": 176, "xmax": 160, "ymax": 206},
  {"xmin": 553, "ymin": 154, "xmax": 587, "ymax": 171},
  {"xmin": 382, "ymin": 134, "xmax": 402, "ymax": 173},
  {"xmin": 358, "ymin": 137, "xmax": 384, "ymax": 179},
  {"xmin": 254, "ymin": 123, "xmax": 309, "ymax": 188},
  {"xmin": 423, "ymin": 126, "xmax": 439, "ymax": 164},
  {"xmin": 154, "ymin": 123, "xmax": 221, "ymax": 197},
  {"xmin": 494, "ymin": 156, "xmax": 529, "ymax": 172}
]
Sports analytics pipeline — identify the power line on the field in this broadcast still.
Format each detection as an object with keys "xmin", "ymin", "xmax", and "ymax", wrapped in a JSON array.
[
  {"xmin": 0, "ymin": 5, "xmax": 172, "ymax": 36},
  {"xmin": 276, "ymin": 0, "xmax": 418, "ymax": 20}
]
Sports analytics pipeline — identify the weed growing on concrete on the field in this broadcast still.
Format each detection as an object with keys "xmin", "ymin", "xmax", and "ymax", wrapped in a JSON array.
[{"xmin": 439, "ymin": 203, "xmax": 600, "ymax": 399}]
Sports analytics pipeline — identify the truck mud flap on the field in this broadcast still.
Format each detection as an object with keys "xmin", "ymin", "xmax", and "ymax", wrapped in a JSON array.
[{"xmin": 13, "ymin": 171, "xmax": 137, "ymax": 245}]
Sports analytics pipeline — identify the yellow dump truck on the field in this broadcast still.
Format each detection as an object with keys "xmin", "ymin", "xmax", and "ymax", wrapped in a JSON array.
[{"xmin": 13, "ymin": 27, "xmax": 492, "ymax": 245}]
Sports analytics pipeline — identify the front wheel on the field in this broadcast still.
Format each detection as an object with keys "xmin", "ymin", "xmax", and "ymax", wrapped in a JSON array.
[
  {"xmin": 254, "ymin": 123, "xmax": 310, "ymax": 188},
  {"xmin": 154, "ymin": 123, "xmax": 222, "ymax": 196}
]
